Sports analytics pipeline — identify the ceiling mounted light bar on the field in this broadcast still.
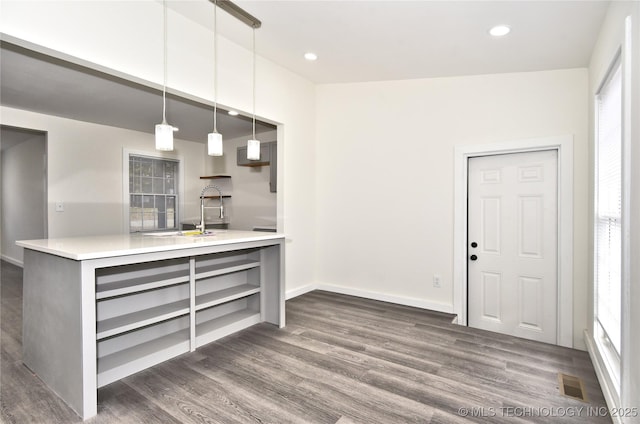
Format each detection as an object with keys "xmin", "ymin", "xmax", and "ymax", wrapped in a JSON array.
[{"xmin": 210, "ymin": 0, "xmax": 261, "ymax": 28}]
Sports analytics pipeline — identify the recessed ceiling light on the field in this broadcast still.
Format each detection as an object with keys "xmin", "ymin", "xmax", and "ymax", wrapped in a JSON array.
[
  {"xmin": 228, "ymin": 110, "xmax": 239, "ymax": 116},
  {"xmin": 304, "ymin": 52, "xmax": 318, "ymax": 61},
  {"xmin": 489, "ymin": 25, "xmax": 511, "ymax": 37}
]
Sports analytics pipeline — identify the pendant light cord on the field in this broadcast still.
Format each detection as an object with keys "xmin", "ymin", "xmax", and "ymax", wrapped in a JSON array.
[
  {"xmin": 252, "ymin": 26, "xmax": 256, "ymax": 139},
  {"xmin": 213, "ymin": 0, "xmax": 218, "ymax": 132},
  {"xmin": 162, "ymin": 0, "xmax": 168, "ymax": 125}
]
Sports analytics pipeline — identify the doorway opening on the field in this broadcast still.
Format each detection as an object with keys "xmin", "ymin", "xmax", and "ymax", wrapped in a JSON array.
[{"xmin": 0, "ymin": 125, "xmax": 47, "ymax": 266}]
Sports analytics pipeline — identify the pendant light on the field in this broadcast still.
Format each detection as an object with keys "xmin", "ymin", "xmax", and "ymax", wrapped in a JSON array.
[
  {"xmin": 155, "ymin": 0, "xmax": 174, "ymax": 151},
  {"xmin": 247, "ymin": 26, "xmax": 260, "ymax": 160},
  {"xmin": 207, "ymin": 0, "xmax": 223, "ymax": 156}
]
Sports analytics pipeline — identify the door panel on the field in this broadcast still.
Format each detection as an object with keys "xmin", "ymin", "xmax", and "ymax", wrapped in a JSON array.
[
  {"xmin": 481, "ymin": 272, "xmax": 502, "ymax": 321},
  {"xmin": 518, "ymin": 195, "xmax": 543, "ymax": 257},
  {"xmin": 518, "ymin": 276, "xmax": 543, "ymax": 330},
  {"xmin": 481, "ymin": 197, "xmax": 501, "ymax": 254},
  {"xmin": 468, "ymin": 150, "xmax": 557, "ymax": 344}
]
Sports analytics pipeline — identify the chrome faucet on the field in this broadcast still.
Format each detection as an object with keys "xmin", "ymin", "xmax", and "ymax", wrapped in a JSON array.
[{"xmin": 196, "ymin": 185, "xmax": 224, "ymax": 233}]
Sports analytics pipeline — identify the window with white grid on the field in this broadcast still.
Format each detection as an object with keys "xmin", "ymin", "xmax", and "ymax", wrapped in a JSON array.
[{"xmin": 128, "ymin": 154, "xmax": 179, "ymax": 232}]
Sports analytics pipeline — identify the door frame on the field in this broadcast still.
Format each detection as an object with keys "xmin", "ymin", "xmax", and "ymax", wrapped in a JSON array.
[{"xmin": 453, "ymin": 135, "xmax": 574, "ymax": 348}]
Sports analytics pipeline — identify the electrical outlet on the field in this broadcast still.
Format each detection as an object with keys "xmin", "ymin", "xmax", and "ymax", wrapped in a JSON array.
[
  {"xmin": 55, "ymin": 201, "xmax": 64, "ymax": 212},
  {"xmin": 433, "ymin": 274, "xmax": 441, "ymax": 288}
]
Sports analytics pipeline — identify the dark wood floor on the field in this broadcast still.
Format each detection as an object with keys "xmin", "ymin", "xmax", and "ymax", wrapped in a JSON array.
[{"xmin": 1, "ymin": 260, "xmax": 610, "ymax": 423}]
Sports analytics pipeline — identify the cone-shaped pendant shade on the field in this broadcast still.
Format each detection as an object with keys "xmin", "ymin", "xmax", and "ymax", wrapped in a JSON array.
[{"xmin": 208, "ymin": 131, "xmax": 223, "ymax": 156}]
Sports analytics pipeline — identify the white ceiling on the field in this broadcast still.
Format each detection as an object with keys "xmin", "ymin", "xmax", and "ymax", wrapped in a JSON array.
[
  {"xmin": 0, "ymin": 1, "xmax": 610, "ymax": 143},
  {"xmin": 171, "ymin": 0, "xmax": 610, "ymax": 84}
]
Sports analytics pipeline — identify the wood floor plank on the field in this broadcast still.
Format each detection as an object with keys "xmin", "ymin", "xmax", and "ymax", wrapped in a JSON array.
[
  {"xmin": 0, "ymin": 358, "xmax": 82, "ymax": 423},
  {"xmin": 1, "ymin": 260, "xmax": 612, "ymax": 423},
  {"xmin": 359, "ymin": 369, "xmax": 529, "ymax": 424},
  {"xmin": 434, "ymin": 366, "xmax": 609, "ymax": 424},
  {"xmin": 189, "ymin": 345, "xmax": 341, "ymax": 423},
  {"xmin": 289, "ymin": 307, "xmax": 508, "ymax": 371},
  {"xmin": 215, "ymin": 327, "xmax": 437, "ymax": 423},
  {"xmin": 93, "ymin": 381, "xmax": 179, "ymax": 424},
  {"xmin": 295, "ymin": 377, "xmax": 435, "ymax": 423},
  {"xmin": 304, "ymin": 290, "xmax": 456, "ymax": 324},
  {"xmin": 287, "ymin": 300, "xmax": 458, "ymax": 345},
  {"xmin": 123, "ymin": 361, "xmax": 286, "ymax": 424},
  {"xmin": 506, "ymin": 359, "xmax": 604, "ymax": 399}
]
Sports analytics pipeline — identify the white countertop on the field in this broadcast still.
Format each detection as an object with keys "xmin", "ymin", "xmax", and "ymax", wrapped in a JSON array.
[{"xmin": 17, "ymin": 230, "xmax": 284, "ymax": 261}]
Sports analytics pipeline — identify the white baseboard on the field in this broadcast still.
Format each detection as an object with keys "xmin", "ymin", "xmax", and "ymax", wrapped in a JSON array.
[
  {"xmin": 316, "ymin": 283, "xmax": 455, "ymax": 314},
  {"xmin": 584, "ymin": 329, "xmax": 622, "ymax": 424},
  {"xmin": 285, "ymin": 283, "xmax": 317, "ymax": 300},
  {"xmin": 1, "ymin": 255, "xmax": 23, "ymax": 268}
]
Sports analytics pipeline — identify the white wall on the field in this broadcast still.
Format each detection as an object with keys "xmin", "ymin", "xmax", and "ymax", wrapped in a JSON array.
[
  {"xmin": 1, "ymin": 133, "xmax": 46, "ymax": 264},
  {"xmin": 204, "ymin": 130, "xmax": 277, "ymax": 231},
  {"xmin": 1, "ymin": 107, "xmax": 205, "ymax": 238},
  {"xmin": 316, "ymin": 68, "xmax": 589, "ymax": 348},
  {"xmin": 0, "ymin": 0, "xmax": 317, "ymax": 293},
  {"xmin": 587, "ymin": 1, "xmax": 640, "ymax": 418}
]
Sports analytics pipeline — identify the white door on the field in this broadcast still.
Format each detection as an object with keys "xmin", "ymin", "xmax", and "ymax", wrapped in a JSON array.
[{"xmin": 467, "ymin": 150, "xmax": 557, "ymax": 344}]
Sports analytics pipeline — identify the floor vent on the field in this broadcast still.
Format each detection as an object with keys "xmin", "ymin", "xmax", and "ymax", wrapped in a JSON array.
[{"xmin": 558, "ymin": 373, "xmax": 588, "ymax": 402}]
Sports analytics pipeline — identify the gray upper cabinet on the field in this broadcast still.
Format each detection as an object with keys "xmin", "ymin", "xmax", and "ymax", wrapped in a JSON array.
[{"xmin": 237, "ymin": 141, "xmax": 277, "ymax": 193}]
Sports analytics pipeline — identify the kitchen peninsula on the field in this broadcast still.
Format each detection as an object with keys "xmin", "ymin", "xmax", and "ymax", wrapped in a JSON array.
[{"xmin": 17, "ymin": 230, "xmax": 284, "ymax": 420}]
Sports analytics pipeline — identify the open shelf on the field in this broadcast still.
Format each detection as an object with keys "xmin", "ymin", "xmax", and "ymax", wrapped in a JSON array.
[
  {"xmin": 97, "ymin": 328, "xmax": 190, "ymax": 388},
  {"xmin": 89, "ymin": 240, "xmax": 279, "ymax": 406},
  {"xmin": 196, "ymin": 284, "xmax": 260, "ymax": 312},
  {"xmin": 97, "ymin": 299, "xmax": 190, "ymax": 340},
  {"xmin": 96, "ymin": 271, "xmax": 189, "ymax": 300},
  {"xmin": 195, "ymin": 309, "xmax": 261, "ymax": 348},
  {"xmin": 195, "ymin": 259, "xmax": 260, "ymax": 280},
  {"xmin": 200, "ymin": 175, "xmax": 231, "ymax": 179}
]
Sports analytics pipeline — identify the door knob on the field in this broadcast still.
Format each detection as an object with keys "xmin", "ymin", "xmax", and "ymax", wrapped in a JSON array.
[
  {"xmin": 470, "ymin": 254, "xmax": 478, "ymax": 261},
  {"xmin": 471, "ymin": 242, "xmax": 478, "ymax": 248}
]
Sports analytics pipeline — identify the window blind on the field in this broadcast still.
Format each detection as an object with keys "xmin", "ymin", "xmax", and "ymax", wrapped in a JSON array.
[{"xmin": 595, "ymin": 61, "xmax": 622, "ymax": 354}]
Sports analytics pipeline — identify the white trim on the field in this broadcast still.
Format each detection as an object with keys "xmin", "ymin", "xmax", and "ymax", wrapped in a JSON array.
[
  {"xmin": 592, "ymin": 41, "xmax": 627, "ymax": 403},
  {"xmin": 584, "ymin": 330, "xmax": 622, "ymax": 424},
  {"xmin": 122, "ymin": 148, "xmax": 185, "ymax": 233},
  {"xmin": 285, "ymin": 283, "xmax": 316, "ymax": 300},
  {"xmin": 1, "ymin": 254, "xmax": 23, "ymax": 268},
  {"xmin": 80, "ymin": 261, "xmax": 97, "ymax": 419},
  {"xmin": 288, "ymin": 283, "xmax": 455, "ymax": 315},
  {"xmin": 620, "ymin": 15, "xmax": 633, "ymax": 410},
  {"xmin": 317, "ymin": 284, "xmax": 454, "ymax": 314},
  {"xmin": 43, "ymin": 132, "xmax": 49, "ymax": 238},
  {"xmin": 453, "ymin": 135, "xmax": 574, "ymax": 347}
]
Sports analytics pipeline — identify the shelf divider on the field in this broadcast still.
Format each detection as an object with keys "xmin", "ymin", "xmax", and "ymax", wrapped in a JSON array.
[
  {"xmin": 196, "ymin": 259, "xmax": 260, "ymax": 280},
  {"xmin": 97, "ymin": 299, "xmax": 190, "ymax": 340},
  {"xmin": 97, "ymin": 328, "xmax": 190, "ymax": 388},
  {"xmin": 199, "ymin": 175, "xmax": 231, "ymax": 179},
  {"xmin": 196, "ymin": 284, "xmax": 260, "ymax": 311},
  {"xmin": 195, "ymin": 309, "xmax": 261, "ymax": 348},
  {"xmin": 96, "ymin": 271, "xmax": 189, "ymax": 300}
]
